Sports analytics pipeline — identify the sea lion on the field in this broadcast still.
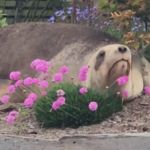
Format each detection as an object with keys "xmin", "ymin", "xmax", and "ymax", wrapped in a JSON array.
[{"xmin": 85, "ymin": 44, "xmax": 150, "ymax": 100}]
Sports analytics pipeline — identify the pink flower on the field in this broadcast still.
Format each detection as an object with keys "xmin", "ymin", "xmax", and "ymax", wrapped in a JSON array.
[
  {"xmin": 23, "ymin": 98, "xmax": 34, "ymax": 108},
  {"xmin": 23, "ymin": 77, "xmax": 34, "ymax": 86},
  {"xmin": 30, "ymin": 59, "xmax": 50, "ymax": 73},
  {"xmin": 116, "ymin": 75, "xmax": 129, "ymax": 86},
  {"xmin": 59, "ymin": 65, "xmax": 69, "ymax": 75},
  {"xmin": 30, "ymin": 59, "xmax": 42, "ymax": 69},
  {"xmin": 79, "ymin": 87, "xmax": 88, "ymax": 94},
  {"xmin": 144, "ymin": 86, "xmax": 150, "ymax": 95},
  {"xmin": 121, "ymin": 90, "xmax": 128, "ymax": 98},
  {"xmin": 38, "ymin": 80, "xmax": 49, "ymax": 89},
  {"xmin": 15, "ymin": 80, "xmax": 23, "ymax": 87},
  {"xmin": 56, "ymin": 96, "xmax": 66, "ymax": 106},
  {"xmin": 41, "ymin": 90, "xmax": 47, "ymax": 96},
  {"xmin": 0, "ymin": 95, "xmax": 10, "ymax": 104},
  {"xmin": 78, "ymin": 65, "xmax": 89, "ymax": 81},
  {"xmin": 51, "ymin": 101, "xmax": 61, "ymax": 111},
  {"xmin": 8, "ymin": 85, "xmax": 16, "ymax": 94},
  {"xmin": 9, "ymin": 110, "xmax": 19, "ymax": 117},
  {"xmin": 56, "ymin": 89, "xmax": 65, "ymax": 97},
  {"xmin": 9, "ymin": 71, "xmax": 21, "ymax": 81},
  {"xmin": 51, "ymin": 97, "xmax": 66, "ymax": 111},
  {"xmin": 23, "ymin": 92, "xmax": 38, "ymax": 108},
  {"xmin": 5, "ymin": 115, "xmax": 16, "ymax": 125},
  {"xmin": 35, "ymin": 63, "xmax": 49, "ymax": 73},
  {"xmin": 28, "ymin": 92, "xmax": 37, "ymax": 102},
  {"xmin": 88, "ymin": 101, "xmax": 98, "ymax": 111},
  {"xmin": 5, "ymin": 110, "xmax": 19, "ymax": 125},
  {"xmin": 32, "ymin": 78, "xmax": 39, "ymax": 84},
  {"xmin": 52, "ymin": 73, "xmax": 63, "ymax": 83}
]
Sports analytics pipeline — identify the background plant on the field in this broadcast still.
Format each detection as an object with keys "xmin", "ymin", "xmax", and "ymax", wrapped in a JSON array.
[
  {"xmin": 0, "ymin": 10, "xmax": 7, "ymax": 28},
  {"xmin": 98, "ymin": 0, "xmax": 150, "ymax": 54}
]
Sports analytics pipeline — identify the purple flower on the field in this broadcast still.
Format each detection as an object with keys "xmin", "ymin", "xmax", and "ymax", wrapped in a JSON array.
[
  {"xmin": 48, "ymin": 16, "xmax": 55, "ymax": 23},
  {"xmin": 54, "ymin": 10, "xmax": 64, "ymax": 16}
]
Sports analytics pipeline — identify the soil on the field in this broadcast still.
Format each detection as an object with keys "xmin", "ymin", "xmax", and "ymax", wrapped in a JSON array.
[
  {"xmin": 0, "ymin": 95, "xmax": 150, "ymax": 140},
  {"xmin": 0, "ymin": 22, "xmax": 149, "ymax": 140}
]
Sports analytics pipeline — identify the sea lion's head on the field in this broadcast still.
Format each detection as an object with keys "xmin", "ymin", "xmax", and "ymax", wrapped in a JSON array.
[{"xmin": 94, "ymin": 44, "xmax": 131, "ymax": 85}]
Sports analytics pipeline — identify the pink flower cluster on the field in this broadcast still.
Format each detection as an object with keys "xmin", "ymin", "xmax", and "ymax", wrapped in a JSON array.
[
  {"xmin": 23, "ymin": 77, "xmax": 39, "ymax": 86},
  {"xmin": 116, "ymin": 75, "xmax": 129, "ymax": 86},
  {"xmin": 78, "ymin": 65, "xmax": 89, "ymax": 81},
  {"xmin": 30, "ymin": 59, "xmax": 51, "ymax": 73},
  {"xmin": 9, "ymin": 71, "xmax": 21, "ymax": 81},
  {"xmin": 23, "ymin": 92, "xmax": 38, "ymax": 108},
  {"xmin": 5, "ymin": 110, "xmax": 19, "ymax": 125},
  {"xmin": 51, "ymin": 96, "xmax": 66, "ymax": 111}
]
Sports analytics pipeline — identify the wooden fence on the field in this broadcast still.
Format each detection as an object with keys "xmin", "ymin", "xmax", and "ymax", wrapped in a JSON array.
[{"xmin": 0, "ymin": 0, "xmax": 69, "ymax": 24}]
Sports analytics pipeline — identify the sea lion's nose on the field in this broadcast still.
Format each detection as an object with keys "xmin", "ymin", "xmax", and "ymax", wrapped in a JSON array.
[{"xmin": 118, "ymin": 47, "xmax": 127, "ymax": 53}]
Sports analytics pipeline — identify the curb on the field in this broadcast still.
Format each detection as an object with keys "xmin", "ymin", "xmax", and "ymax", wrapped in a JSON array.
[{"xmin": 0, "ymin": 133, "xmax": 150, "ymax": 150}]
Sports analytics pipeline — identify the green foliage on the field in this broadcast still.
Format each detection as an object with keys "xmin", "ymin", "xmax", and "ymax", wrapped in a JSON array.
[
  {"xmin": 98, "ymin": 0, "xmax": 117, "ymax": 12},
  {"xmin": 0, "ymin": 10, "xmax": 7, "ymax": 28},
  {"xmin": 34, "ymin": 83, "xmax": 122, "ymax": 128},
  {"xmin": 104, "ymin": 27, "xmax": 123, "ymax": 40}
]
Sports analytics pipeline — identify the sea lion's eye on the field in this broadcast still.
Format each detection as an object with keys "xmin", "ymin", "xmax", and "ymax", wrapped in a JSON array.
[
  {"xmin": 95, "ymin": 50, "xmax": 105, "ymax": 70},
  {"xmin": 99, "ymin": 51, "xmax": 105, "ymax": 57}
]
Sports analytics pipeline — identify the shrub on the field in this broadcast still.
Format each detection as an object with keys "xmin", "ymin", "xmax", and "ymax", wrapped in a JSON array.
[
  {"xmin": 34, "ymin": 83, "xmax": 122, "ymax": 128},
  {"xmin": 0, "ymin": 10, "xmax": 7, "ymax": 28}
]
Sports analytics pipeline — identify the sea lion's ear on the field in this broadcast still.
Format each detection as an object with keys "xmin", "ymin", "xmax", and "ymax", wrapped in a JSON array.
[{"xmin": 95, "ymin": 50, "xmax": 105, "ymax": 71}]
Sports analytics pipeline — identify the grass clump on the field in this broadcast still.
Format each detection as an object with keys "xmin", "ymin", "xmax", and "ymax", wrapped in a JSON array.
[{"xmin": 34, "ymin": 83, "xmax": 122, "ymax": 128}]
